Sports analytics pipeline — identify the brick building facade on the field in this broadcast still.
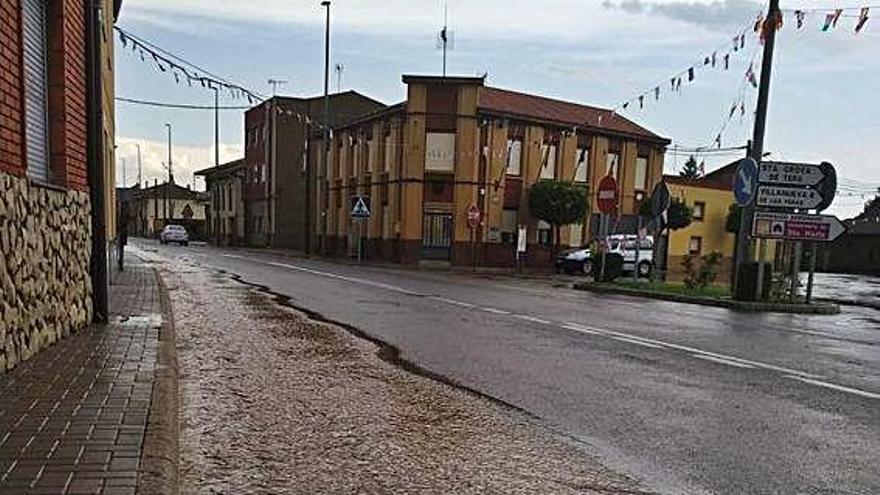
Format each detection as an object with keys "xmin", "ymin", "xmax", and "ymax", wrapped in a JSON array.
[
  {"xmin": 242, "ymin": 92, "xmax": 385, "ymax": 249},
  {"xmin": 1, "ymin": 0, "xmax": 118, "ymax": 373},
  {"xmin": 319, "ymin": 75, "xmax": 669, "ymax": 268}
]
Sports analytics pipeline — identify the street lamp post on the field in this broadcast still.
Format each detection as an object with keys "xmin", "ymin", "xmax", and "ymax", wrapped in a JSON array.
[
  {"xmin": 165, "ymin": 123, "xmax": 172, "ymax": 223},
  {"xmin": 320, "ymin": 0, "xmax": 331, "ymax": 255}
]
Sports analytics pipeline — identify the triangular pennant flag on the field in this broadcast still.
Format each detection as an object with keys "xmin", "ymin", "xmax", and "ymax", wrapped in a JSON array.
[
  {"xmin": 856, "ymin": 7, "xmax": 870, "ymax": 33},
  {"xmin": 740, "ymin": 101, "xmax": 746, "ymax": 116},
  {"xmin": 740, "ymin": 34, "xmax": 746, "ymax": 49},
  {"xmin": 120, "ymin": 32, "xmax": 128, "ymax": 48},
  {"xmin": 623, "ymin": 102, "xmax": 629, "ymax": 110},
  {"xmin": 733, "ymin": 36, "xmax": 739, "ymax": 52},
  {"xmin": 654, "ymin": 86, "xmax": 660, "ymax": 100},
  {"xmin": 704, "ymin": 56, "xmax": 711, "ymax": 66},
  {"xmin": 687, "ymin": 67, "xmax": 694, "ymax": 82},
  {"xmin": 729, "ymin": 103, "xmax": 737, "ymax": 118},
  {"xmin": 823, "ymin": 13, "xmax": 835, "ymax": 31},
  {"xmin": 186, "ymin": 76, "xmax": 192, "ymax": 87},
  {"xmin": 724, "ymin": 54, "xmax": 730, "ymax": 70},
  {"xmin": 754, "ymin": 15, "xmax": 764, "ymax": 33},
  {"xmin": 173, "ymin": 71, "xmax": 179, "ymax": 84},
  {"xmin": 711, "ymin": 52, "xmax": 717, "ymax": 68},
  {"xmin": 746, "ymin": 64, "xmax": 758, "ymax": 88},
  {"xmin": 832, "ymin": 9, "xmax": 843, "ymax": 27},
  {"xmin": 638, "ymin": 95, "xmax": 644, "ymax": 109},
  {"xmin": 715, "ymin": 134, "xmax": 722, "ymax": 149},
  {"xmin": 676, "ymin": 77, "xmax": 682, "ymax": 90},
  {"xmin": 139, "ymin": 49, "xmax": 145, "ymax": 61},
  {"xmin": 670, "ymin": 78, "xmax": 677, "ymax": 91},
  {"xmin": 795, "ymin": 10, "xmax": 805, "ymax": 29}
]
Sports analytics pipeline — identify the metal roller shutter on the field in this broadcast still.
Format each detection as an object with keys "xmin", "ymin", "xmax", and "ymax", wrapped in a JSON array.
[{"xmin": 22, "ymin": 0, "xmax": 50, "ymax": 183}]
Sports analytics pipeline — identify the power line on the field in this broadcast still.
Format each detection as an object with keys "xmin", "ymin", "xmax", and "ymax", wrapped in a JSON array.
[{"xmin": 116, "ymin": 96, "xmax": 251, "ymax": 110}]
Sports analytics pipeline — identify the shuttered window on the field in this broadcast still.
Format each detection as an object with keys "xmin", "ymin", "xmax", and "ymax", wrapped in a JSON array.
[{"xmin": 22, "ymin": 0, "xmax": 50, "ymax": 182}]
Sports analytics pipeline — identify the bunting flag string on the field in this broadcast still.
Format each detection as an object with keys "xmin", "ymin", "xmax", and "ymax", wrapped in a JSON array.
[
  {"xmin": 784, "ymin": 5, "xmax": 873, "ymax": 33},
  {"xmin": 114, "ymin": 26, "xmax": 264, "ymax": 106}
]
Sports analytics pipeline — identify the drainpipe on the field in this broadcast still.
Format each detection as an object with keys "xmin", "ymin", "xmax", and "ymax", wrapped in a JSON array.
[{"xmin": 86, "ymin": 0, "xmax": 108, "ymax": 322}]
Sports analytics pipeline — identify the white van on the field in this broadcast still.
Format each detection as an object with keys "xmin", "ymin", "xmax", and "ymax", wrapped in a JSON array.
[{"xmin": 556, "ymin": 234, "xmax": 654, "ymax": 277}]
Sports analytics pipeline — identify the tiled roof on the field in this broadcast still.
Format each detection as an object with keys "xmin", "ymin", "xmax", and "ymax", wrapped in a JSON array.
[
  {"xmin": 479, "ymin": 86, "xmax": 668, "ymax": 143},
  {"xmin": 664, "ymin": 175, "xmax": 733, "ymax": 192}
]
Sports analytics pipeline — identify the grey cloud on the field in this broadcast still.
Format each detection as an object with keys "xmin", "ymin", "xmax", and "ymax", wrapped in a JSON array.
[{"xmin": 603, "ymin": 0, "xmax": 762, "ymax": 30}]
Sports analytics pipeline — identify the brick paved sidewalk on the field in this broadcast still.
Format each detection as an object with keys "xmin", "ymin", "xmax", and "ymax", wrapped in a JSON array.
[{"xmin": 0, "ymin": 254, "xmax": 164, "ymax": 495}]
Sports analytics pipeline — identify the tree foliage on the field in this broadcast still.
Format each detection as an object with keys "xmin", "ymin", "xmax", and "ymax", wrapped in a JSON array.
[
  {"xmin": 528, "ymin": 180, "xmax": 588, "ymax": 252},
  {"xmin": 679, "ymin": 155, "xmax": 703, "ymax": 179},
  {"xmin": 666, "ymin": 198, "xmax": 693, "ymax": 231}
]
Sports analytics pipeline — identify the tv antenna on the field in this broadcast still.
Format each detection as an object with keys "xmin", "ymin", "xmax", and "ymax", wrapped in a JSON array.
[
  {"xmin": 267, "ymin": 79, "xmax": 288, "ymax": 96},
  {"xmin": 436, "ymin": 2, "xmax": 454, "ymax": 77},
  {"xmin": 334, "ymin": 63, "xmax": 344, "ymax": 93}
]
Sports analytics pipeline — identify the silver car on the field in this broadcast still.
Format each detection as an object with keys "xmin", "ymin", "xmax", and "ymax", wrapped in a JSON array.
[{"xmin": 160, "ymin": 224, "xmax": 189, "ymax": 246}]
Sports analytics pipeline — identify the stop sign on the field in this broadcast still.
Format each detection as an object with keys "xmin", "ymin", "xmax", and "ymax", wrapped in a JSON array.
[
  {"xmin": 466, "ymin": 204, "xmax": 482, "ymax": 229},
  {"xmin": 596, "ymin": 175, "xmax": 619, "ymax": 214}
]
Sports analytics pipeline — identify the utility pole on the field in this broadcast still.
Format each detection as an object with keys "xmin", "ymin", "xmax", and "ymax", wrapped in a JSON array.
[
  {"xmin": 734, "ymin": 0, "xmax": 779, "ymax": 299},
  {"xmin": 136, "ymin": 143, "xmax": 142, "ymax": 188},
  {"xmin": 214, "ymin": 87, "xmax": 220, "ymax": 168},
  {"xmin": 321, "ymin": 0, "xmax": 331, "ymax": 255},
  {"xmin": 440, "ymin": 1, "xmax": 449, "ymax": 77}
]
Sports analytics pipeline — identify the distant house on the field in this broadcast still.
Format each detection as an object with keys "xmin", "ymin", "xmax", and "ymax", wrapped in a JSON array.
[
  {"xmin": 195, "ymin": 159, "xmax": 246, "ymax": 246},
  {"xmin": 819, "ymin": 214, "xmax": 880, "ymax": 276},
  {"xmin": 126, "ymin": 182, "xmax": 209, "ymax": 240}
]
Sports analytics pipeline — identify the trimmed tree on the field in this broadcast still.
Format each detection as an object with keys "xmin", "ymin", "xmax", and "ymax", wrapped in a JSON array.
[
  {"xmin": 680, "ymin": 155, "xmax": 701, "ymax": 179},
  {"xmin": 666, "ymin": 198, "xmax": 693, "ymax": 230},
  {"xmin": 528, "ymin": 179, "xmax": 589, "ymax": 257}
]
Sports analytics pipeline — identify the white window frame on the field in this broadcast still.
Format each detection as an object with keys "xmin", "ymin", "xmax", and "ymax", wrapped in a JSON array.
[
  {"xmin": 634, "ymin": 156, "xmax": 648, "ymax": 191},
  {"xmin": 540, "ymin": 144, "xmax": 557, "ymax": 180},
  {"xmin": 506, "ymin": 138, "xmax": 522, "ymax": 176},
  {"xmin": 574, "ymin": 148, "xmax": 589, "ymax": 182}
]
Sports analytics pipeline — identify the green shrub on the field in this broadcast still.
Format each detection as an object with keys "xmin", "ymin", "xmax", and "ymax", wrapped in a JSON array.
[{"xmin": 682, "ymin": 251, "xmax": 723, "ymax": 290}]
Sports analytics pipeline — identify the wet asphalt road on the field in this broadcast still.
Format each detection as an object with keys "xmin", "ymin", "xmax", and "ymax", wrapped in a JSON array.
[{"xmin": 139, "ymin": 240, "xmax": 880, "ymax": 495}]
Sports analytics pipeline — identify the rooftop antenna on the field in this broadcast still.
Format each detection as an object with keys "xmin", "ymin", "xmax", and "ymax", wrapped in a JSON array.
[
  {"xmin": 267, "ymin": 78, "xmax": 288, "ymax": 96},
  {"xmin": 334, "ymin": 63, "xmax": 344, "ymax": 93},
  {"xmin": 437, "ymin": 1, "xmax": 454, "ymax": 77}
]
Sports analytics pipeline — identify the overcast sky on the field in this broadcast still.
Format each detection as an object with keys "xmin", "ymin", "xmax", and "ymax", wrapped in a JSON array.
[{"xmin": 114, "ymin": 0, "xmax": 879, "ymax": 218}]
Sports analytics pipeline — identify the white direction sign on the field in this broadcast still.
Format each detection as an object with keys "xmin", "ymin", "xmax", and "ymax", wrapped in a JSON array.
[
  {"xmin": 757, "ymin": 185, "xmax": 823, "ymax": 209},
  {"xmin": 759, "ymin": 162, "xmax": 826, "ymax": 186},
  {"xmin": 752, "ymin": 211, "xmax": 846, "ymax": 242}
]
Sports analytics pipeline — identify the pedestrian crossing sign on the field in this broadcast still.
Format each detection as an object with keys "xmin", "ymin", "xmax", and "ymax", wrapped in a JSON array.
[{"xmin": 350, "ymin": 196, "xmax": 371, "ymax": 218}]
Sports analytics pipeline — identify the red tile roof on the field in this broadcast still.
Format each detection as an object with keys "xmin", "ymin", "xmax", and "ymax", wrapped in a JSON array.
[
  {"xmin": 479, "ymin": 86, "xmax": 669, "ymax": 143},
  {"xmin": 664, "ymin": 174, "xmax": 733, "ymax": 192}
]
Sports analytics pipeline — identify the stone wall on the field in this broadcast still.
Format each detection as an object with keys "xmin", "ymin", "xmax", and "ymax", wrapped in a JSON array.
[{"xmin": 1, "ymin": 171, "xmax": 92, "ymax": 373}]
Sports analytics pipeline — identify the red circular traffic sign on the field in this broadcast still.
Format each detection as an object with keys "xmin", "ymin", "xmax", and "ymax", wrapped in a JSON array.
[
  {"xmin": 466, "ymin": 205, "xmax": 482, "ymax": 229},
  {"xmin": 596, "ymin": 175, "xmax": 619, "ymax": 214}
]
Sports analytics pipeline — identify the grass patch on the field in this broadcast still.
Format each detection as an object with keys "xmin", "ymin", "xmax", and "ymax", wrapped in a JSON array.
[{"xmin": 604, "ymin": 279, "xmax": 731, "ymax": 299}]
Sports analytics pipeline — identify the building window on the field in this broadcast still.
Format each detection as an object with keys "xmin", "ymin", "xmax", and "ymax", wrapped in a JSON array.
[
  {"xmin": 693, "ymin": 201, "xmax": 705, "ymax": 221},
  {"xmin": 537, "ymin": 220, "xmax": 553, "ymax": 246},
  {"xmin": 506, "ymin": 138, "xmax": 522, "ymax": 176},
  {"xmin": 634, "ymin": 156, "xmax": 648, "ymax": 191},
  {"xmin": 22, "ymin": 0, "xmax": 50, "ymax": 182},
  {"xmin": 501, "ymin": 209, "xmax": 517, "ymax": 244},
  {"xmin": 605, "ymin": 152, "xmax": 619, "ymax": 179},
  {"xmin": 425, "ymin": 132, "xmax": 455, "ymax": 172},
  {"xmin": 540, "ymin": 144, "xmax": 556, "ymax": 180},
  {"xmin": 689, "ymin": 236, "xmax": 702, "ymax": 255},
  {"xmin": 574, "ymin": 148, "xmax": 589, "ymax": 182}
]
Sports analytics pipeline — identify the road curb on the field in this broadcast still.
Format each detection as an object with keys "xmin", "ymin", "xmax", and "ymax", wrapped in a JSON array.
[
  {"xmin": 573, "ymin": 282, "xmax": 841, "ymax": 315},
  {"xmin": 138, "ymin": 269, "xmax": 180, "ymax": 495}
]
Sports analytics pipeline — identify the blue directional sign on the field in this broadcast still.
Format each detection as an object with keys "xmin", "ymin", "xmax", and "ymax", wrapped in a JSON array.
[{"xmin": 734, "ymin": 157, "xmax": 758, "ymax": 206}]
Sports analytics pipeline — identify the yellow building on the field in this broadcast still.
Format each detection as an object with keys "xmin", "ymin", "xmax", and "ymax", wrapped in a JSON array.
[
  {"xmin": 318, "ymin": 75, "xmax": 670, "ymax": 268},
  {"xmin": 664, "ymin": 176, "xmax": 737, "ymax": 280}
]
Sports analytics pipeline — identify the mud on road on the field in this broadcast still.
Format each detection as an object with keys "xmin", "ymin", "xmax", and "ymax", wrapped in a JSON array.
[{"xmin": 158, "ymin": 256, "xmax": 649, "ymax": 495}]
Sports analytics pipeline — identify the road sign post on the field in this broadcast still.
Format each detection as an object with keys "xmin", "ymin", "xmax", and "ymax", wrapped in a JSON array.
[
  {"xmin": 732, "ymin": 157, "xmax": 758, "ymax": 298},
  {"xmin": 350, "ymin": 196, "xmax": 371, "ymax": 263},
  {"xmin": 596, "ymin": 176, "xmax": 619, "ymax": 282},
  {"xmin": 467, "ymin": 204, "xmax": 482, "ymax": 272}
]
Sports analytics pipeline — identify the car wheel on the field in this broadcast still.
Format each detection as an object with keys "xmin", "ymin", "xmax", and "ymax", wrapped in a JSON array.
[
  {"xmin": 637, "ymin": 261, "xmax": 652, "ymax": 278},
  {"xmin": 581, "ymin": 260, "xmax": 593, "ymax": 276}
]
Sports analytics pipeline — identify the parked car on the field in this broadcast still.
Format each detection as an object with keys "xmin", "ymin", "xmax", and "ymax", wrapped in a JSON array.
[
  {"xmin": 556, "ymin": 234, "xmax": 654, "ymax": 277},
  {"xmin": 160, "ymin": 224, "xmax": 189, "ymax": 246}
]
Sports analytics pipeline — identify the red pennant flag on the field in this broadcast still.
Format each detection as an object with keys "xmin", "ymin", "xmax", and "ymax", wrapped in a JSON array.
[
  {"xmin": 856, "ymin": 8, "xmax": 870, "ymax": 33},
  {"xmin": 754, "ymin": 15, "xmax": 764, "ymax": 33}
]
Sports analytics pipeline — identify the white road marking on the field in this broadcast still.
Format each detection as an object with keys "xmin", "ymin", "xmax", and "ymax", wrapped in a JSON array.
[
  {"xmin": 429, "ymin": 296, "xmax": 477, "ymax": 308},
  {"xmin": 693, "ymin": 354, "xmax": 756, "ymax": 369},
  {"xmin": 609, "ymin": 336, "xmax": 666, "ymax": 350},
  {"xmin": 784, "ymin": 375, "xmax": 880, "ymax": 400},
  {"xmin": 215, "ymin": 253, "xmax": 880, "ymax": 400},
  {"xmin": 512, "ymin": 315, "xmax": 552, "ymax": 325}
]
